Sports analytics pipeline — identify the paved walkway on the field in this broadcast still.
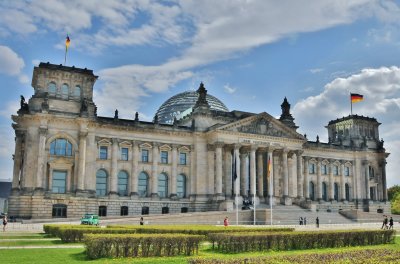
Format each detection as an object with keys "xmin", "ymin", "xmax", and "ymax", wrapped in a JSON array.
[{"xmin": 0, "ymin": 245, "xmax": 84, "ymax": 249}]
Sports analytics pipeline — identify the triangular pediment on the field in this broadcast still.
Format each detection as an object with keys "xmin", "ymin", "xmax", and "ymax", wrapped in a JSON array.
[{"xmin": 216, "ymin": 112, "xmax": 305, "ymax": 140}]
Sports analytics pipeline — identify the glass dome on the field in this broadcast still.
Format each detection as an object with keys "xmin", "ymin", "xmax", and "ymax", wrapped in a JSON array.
[{"xmin": 155, "ymin": 90, "xmax": 229, "ymax": 124}]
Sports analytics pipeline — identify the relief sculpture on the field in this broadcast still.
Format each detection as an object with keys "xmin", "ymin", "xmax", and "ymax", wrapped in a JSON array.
[{"xmin": 237, "ymin": 119, "xmax": 284, "ymax": 137}]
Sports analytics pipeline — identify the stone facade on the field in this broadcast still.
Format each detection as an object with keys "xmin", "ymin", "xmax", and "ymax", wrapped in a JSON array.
[{"xmin": 8, "ymin": 63, "xmax": 390, "ymax": 219}]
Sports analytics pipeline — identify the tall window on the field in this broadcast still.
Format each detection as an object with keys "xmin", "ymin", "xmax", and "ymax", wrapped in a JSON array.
[
  {"xmin": 52, "ymin": 204, "xmax": 67, "ymax": 218},
  {"xmin": 322, "ymin": 182, "xmax": 328, "ymax": 201},
  {"xmin": 121, "ymin": 147, "xmax": 129, "ymax": 161},
  {"xmin": 162, "ymin": 207, "xmax": 169, "ymax": 214},
  {"xmin": 345, "ymin": 166, "xmax": 350, "ymax": 176},
  {"xmin": 48, "ymin": 82, "xmax": 56, "ymax": 95},
  {"xmin": 74, "ymin": 86, "xmax": 81, "ymax": 98},
  {"xmin": 308, "ymin": 163, "xmax": 316, "ymax": 174},
  {"xmin": 158, "ymin": 173, "xmax": 168, "ymax": 198},
  {"xmin": 345, "ymin": 183, "xmax": 350, "ymax": 201},
  {"xmin": 98, "ymin": 206, "xmax": 107, "ymax": 217},
  {"xmin": 118, "ymin": 171, "xmax": 128, "ymax": 196},
  {"xmin": 61, "ymin": 84, "xmax": 69, "ymax": 99},
  {"xmin": 141, "ymin": 206, "xmax": 149, "ymax": 215},
  {"xmin": 334, "ymin": 183, "xmax": 339, "ymax": 201},
  {"xmin": 52, "ymin": 170, "xmax": 67, "ymax": 193},
  {"xmin": 177, "ymin": 174, "xmax": 186, "ymax": 198},
  {"xmin": 50, "ymin": 139, "xmax": 72, "ymax": 156},
  {"xmin": 321, "ymin": 164, "xmax": 327, "ymax": 175},
  {"xmin": 96, "ymin": 169, "xmax": 108, "ymax": 196},
  {"xmin": 138, "ymin": 172, "xmax": 148, "ymax": 197},
  {"xmin": 161, "ymin": 151, "xmax": 168, "ymax": 164},
  {"xmin": 333, "ymin": 165, "xmax": 339, "ymax": 176},
  {"xmin": 141, "ymin": 149, "xmax": 149, "ymax": 162},
  {"xmin": 99, "ymin": 146, "xmax": 108, "ymax": 159},
  {"xmin": 369, "ymin": 166, "xmax": 375, "ymax": 179},
  {"xmin": 120, "ymin": 206, "xmax": 128, "ymax": 216},
  {"xmin": 309, "ymin": 181, "xmax": 315, "ymax": 201},
  {"xmin": 179, "ymin": 153, "xmax": 187, "ymax": 165}
]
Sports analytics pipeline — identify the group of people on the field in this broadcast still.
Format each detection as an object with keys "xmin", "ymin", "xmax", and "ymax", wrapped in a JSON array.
[
  {"xmin": 299, "ymin": 216, "xmax": 307, "ymax": 225},
  {"xmin": 381, "ymin": 215, "xmax": 394, "ymax": 229}
]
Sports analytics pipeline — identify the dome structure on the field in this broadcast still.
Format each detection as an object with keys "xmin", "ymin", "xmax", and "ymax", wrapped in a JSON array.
[{"xmin": 155, "ymin": 90, "xmax": 229, "ymax": 124}]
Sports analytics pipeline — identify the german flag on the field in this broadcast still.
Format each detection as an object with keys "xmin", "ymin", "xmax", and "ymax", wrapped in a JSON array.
[{"xmin": 351, "ymin": 93, "xmax": 363, "ymax": 103}]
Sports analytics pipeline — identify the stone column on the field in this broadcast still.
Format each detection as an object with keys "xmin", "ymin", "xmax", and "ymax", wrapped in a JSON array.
[
  {"xmin": 207, "ymin": 144, "xmax": 215, "ymax": 195},
  {"xmin": 77, "ymin": 131, "xmax": 87, "ymax": 192},
  {"xmin": 130, "ymin": 142, "xmax": 139, "ymax": 196},
  {"xmin": 12, "ymin": 131, "xmax": 24, "ymax": 190},
  {"xmin": 296, "ymin": 150, "xmax": 303, "ymax": 199},
  {"xmin": 240, "ymin": 150, "xmax": 247, "ymax": 196},
  {"xmin": 282, "ymin": 149, "xmax": 289, "ymax": 197},
  {"xmin": 233, "ymin": 145, "xmax": 241, "ymax": 196},
  {"xmin": 170, "ymin": 144, "xmax": 178, "ymax": 198},
  {"xmin": 215, "ymin": 142, "xmax": 224, "ymax": 196},
  {"xmin": 328, "ymin": 159, "xmax": 334, "ymax": 201},
  {"xmin": 35, "ymin": 127, "xmax": 47, "ymax": 191},
  {"xmin": 249, "ymin": 145, "xmax": 257, "ymax": 196},
  {"xmin": 364, "ymin": 161, "xmax": 371, "ymax": 200},
  {"xmin": 256, "ymin": 150, "xmax": 264, "ymax": 197},
  {"xmin": 303, "ymin": 156, "xmax": 310, "ymax": 199},
  {"xmin": 381, "ymin": 160, "xmax": 388, "ymax": 201},
  {"xmin": 340, "ymin": 161, "xmax": 346, "ymax": 201},
  {"xmin": 224, "ymin": 148, "xmax": 233, "ymax": 197},
  {"xmin": 316, "ymin": 158, "xmax": 322, "ymax": 201},
  {"xmin": 109, "ymin": 138, "xmax": 118, "ymax": 195},
  {"xmin": 151, "ymin": 142, "xmax": 159, "ymax": 197}
]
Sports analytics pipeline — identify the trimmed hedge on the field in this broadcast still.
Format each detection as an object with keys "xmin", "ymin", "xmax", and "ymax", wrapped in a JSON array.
[
  {"xmin": 107, "ymin": 225, "xmax": 294, "ymax": 236},
  {"xmin": 208, "ymin": 230, "xmax": 396, "ymax": 253},
  {"xmin": 84, "ymin": 233, "xmax": 204, "ymax": 259},
  {"xmin": 43, "ymin": 224, "xmax": 99, "ymax": 237},
  {"xmin": 188, "ymin": 248, "xmax": 400, "ymax": 264}
]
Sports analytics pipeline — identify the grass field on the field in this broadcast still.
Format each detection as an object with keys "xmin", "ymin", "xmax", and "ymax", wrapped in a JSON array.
[{"xmin": 0, "ymin": 232, "xmax": 399, "ymax": 264}]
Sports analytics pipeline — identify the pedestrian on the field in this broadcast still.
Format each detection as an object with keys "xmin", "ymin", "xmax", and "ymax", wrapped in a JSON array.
[
  {"xmin": 304, "ymin": 217, "xmax": 307, "ymax": 226},
  {"xmin": 381, "ymin": 215, "xmax": 388, "ymax": 229},
  {"xmin": 224, "ymin": 216, "xmax": 229, "ymax": 227},
  {"xmin": 316, "ymin": 217, "xmax": 319, "ymax": 228},
  {"xmin": 299, "ymin": 216, "xmax": 303, "ymax": 225},
  {"xmin": 389, "ymin": 217, "xmax": 394, "ymax": 229},
  {"xmin": 2, "ymin": 215, "xmax": 7, "ymax": 232},
  {"xmin": 140, "ymin": 216, "xmax": 144, "ymax": 225}
]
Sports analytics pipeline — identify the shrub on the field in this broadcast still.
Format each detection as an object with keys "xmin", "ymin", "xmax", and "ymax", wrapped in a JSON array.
[{"xmin": 84, "ymin": 233, "xmax": 204, "ymax": 259}]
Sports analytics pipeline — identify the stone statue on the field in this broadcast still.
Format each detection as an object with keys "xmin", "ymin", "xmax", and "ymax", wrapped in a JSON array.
[
  {"xmin": 114, "ymin": 109, "xmax": 118, "ymax": 119},
  {"xmin": 135, "ymin": 112, "xmax": 139, "ymax": 121}
]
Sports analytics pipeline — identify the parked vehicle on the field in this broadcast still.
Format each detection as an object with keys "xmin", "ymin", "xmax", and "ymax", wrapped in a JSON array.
[{"xmin": 80, "ymin": 214, "xmax": 99, "ymax": 225}]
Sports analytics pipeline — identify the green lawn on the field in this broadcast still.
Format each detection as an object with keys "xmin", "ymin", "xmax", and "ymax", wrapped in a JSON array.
[{"xmin": 0, "ymin": 233, "xmax": 399, "ymax": 264}]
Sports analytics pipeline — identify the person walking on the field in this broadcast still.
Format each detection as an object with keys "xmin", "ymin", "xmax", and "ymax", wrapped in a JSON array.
[
  {"xmin": 2, "ymin": 215, "xmax": 7, "ymax": 232},
  {"xmin": 316, "ymin": 217, "xmax": 319, "ymax": 228},
  {"xmin": 304, "ymin": 217, "xmax": 307, "ymax": 226},
  {"xmin": 299, "ymin": 216, "xmax": 303, "ymax": 225},
  {"xmin": 139, "ymin": 217, "xmax": 144, "ymax": 225},
  {"xmin": 224, "ymin": 216, "xmax": 229, "ymax": 227},
  {"xmin": 382, "ymin": 215, "xmax": 388, "ymax": 229},
  {"xmin": 389, "ymin": 217, "xmax": 394, "ymax": 229}
]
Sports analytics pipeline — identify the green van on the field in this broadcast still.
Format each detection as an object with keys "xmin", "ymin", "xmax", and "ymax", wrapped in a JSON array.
[{"xmin": 80, "ymin": 214, "xmax": 99, "ymax": 225}]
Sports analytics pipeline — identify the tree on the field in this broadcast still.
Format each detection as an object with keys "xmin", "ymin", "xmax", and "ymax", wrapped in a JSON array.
[{"xmin": 388, "ymin": 185, "xmax": 400, "ymax": 201}]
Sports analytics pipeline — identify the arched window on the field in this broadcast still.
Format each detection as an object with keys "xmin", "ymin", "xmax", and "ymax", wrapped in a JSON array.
[
  {"xmin": 96, "ymin": 169, "xmax": 108, "ymax": 196},
  {"xmin": 52, "ymin": 204, "xmax": 67, "ymax": 218},
  {"xmin": 158, "ymin": 173, "xmax": 168, "ymax": 198},
  {"xmin": 345, "ymin": 183, "xmax": 350, "ymax": 201},
  {"xmin": 309, "ymin": 181, "xmax": 315, "ymax": 201},
  {"xmin": 61, "ymin": 84, "xmax": 69, "ymax": 99},
  {"xmin": 118, "ymin": 171, "xmax": 128, "ymax": 196},
  {"xmin": 74, "ymin": 85, "xmax": 81, "ymax": 98},
  {"xmin": 322, "ymin": 182, "xmax": 328, "ymax": 201},
  {"xmin": 334, "ymin": 183, "xmax": 339, "ymax": 201},
  {"xmin": 177, "ymin": 174, "xmax": 186, "ymax": 198},
  {"xmin": 48, "ymin": 82, "xmax": 56, "ymax": 95},
  {"xmin": 138, "ymin": 172, "xmax": 148, "ymax": 197},
  {"xmin": 50, "ymin": 138, "xmax": 73, "ymax": 156}
]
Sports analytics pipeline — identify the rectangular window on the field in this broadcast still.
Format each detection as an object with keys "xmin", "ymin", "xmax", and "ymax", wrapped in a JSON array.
[
  {"xmin": 308, "ymin": 163, "xmax": 315, "ymax": 174},
  {"xmin": 345, "ymin": 166, "xmax": 350, "ymax": 176},
  {"xmin": 333, "ymin": 165, "xmax": 339, "ymax": 176},
  {"xmin": 179, "ymin": 153, "xmax": 187, "ymax": 165},
  {"xmin": 322, "ymin": 164, "xmax": 327, "ymax": 175},
  {"xmin": 141, "ymin": 149, "xmax": 149, "ymax": 162},
  {"xmin": 161, "ymin": 151, "xmax": 168, "ymax": 164},
  {"xmin": 121, "ymin": 147, "xmax": 128, "ymax": 161},
  {"xmin": 99, "ymin": 146, "xmax": 108, "ymax": 160},
  {"xmin": 52, "ymin": 170, "xmax": 67, "ymax": 193}
]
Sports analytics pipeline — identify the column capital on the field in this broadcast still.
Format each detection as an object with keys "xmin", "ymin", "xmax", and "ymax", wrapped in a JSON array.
[
  {"xmin": 250, "ymin": 145, "xmax": 258, "ymax": 152},
  {"xmin": 38, "ymin": 127, "xmax": 48, "ymax": 136},
  {"xmin": 207, "ymin": 144, "xmax": 215, "ymax": 151},
  {"xmin": 214, "ymin": 142, "xmax": 225, "ymax": 148},
  {"xmin": 79, "ymin": 131, "xmax": 88, "ymax": 138},
  {"xmin": 112, "ymin": 138, "xmax": 119, "ymax": 144},
  {"xmin": 296, "ymin": 150, "xmax": 304, "ymax": 156},
  {"xmin": 152, "ymin": 142, "xmax": 160, "ymax": 148},
  {"xmin": 171, "ymin": 144, "xmax": 180, "ymax": 149},
  {"xmin": 233, "ymin": 143, "xmax": 241, "ymax": 151}
]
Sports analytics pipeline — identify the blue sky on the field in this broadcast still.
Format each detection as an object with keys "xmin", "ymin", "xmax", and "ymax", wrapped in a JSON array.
[{"xmin": 0, "ymin": 0, "xmax": 400, "ymax": 187}]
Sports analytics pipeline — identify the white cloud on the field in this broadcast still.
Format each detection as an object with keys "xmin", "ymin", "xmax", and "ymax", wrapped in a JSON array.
[
  {"xmin": 294, "ymin": 66, "xmax": 400, "ymax": 187},
  {"xmin": 223, "ymin": 84, "xmax": 236, "ymax": 94},
  {"xmin": 0, "ymin": 46, "xmax": 25, "ymax": 76},
  {"xmin": 310, "ymin": 68, "xmax": 324, "ymax": 74}
]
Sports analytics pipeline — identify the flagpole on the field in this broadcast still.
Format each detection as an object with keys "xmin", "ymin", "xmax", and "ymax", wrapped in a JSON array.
[
  {"xmin": 64, "ymin": 47, "xmax": 68, "ymax": 66},
  {"xmin": 253, "ymin": 168, "xmax": 256, "ymax": 225},
  {"xmin": 234, "ymin": 148, "xmax": 239, "ymax": 226},
  {"xmin": 269, "ymin": 152, "xmax": 273, "ymax": 226},
  {"xmin": 350, "ymin": 93, "xmax": 353, "ymax": 115}
]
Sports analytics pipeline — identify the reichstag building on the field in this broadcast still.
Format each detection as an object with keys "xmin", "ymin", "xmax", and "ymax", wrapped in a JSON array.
[{"xmin": 8, "ymin": 62, "xmax": 390, "ymax": 219}]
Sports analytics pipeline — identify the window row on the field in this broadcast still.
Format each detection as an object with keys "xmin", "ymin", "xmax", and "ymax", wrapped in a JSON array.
[
  {"xmin": 308, "ymin": 163, "xmax": 351, "ymax": 176},
  {"xmin": 47, "ymin": 82, "xmax": 81, "ymax": 99},
  {"xmin": 96, "ymin": 170, "xmax": 187, "ymax": 198},
  {"xmin": 308, "ymin": 181, "xmax": 351, "ymax": 202},
  {"xmin": 99, "ymin": 146, "xmax": 188, "ymax": 165},
  {"xmin": 52, "ymin": 204, "xmax": 189, "ymax": 218}
]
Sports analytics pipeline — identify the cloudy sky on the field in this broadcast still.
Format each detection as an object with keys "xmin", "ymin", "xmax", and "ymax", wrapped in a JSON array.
[{"xmin": 0, "ymin": 0, "xmax": 399, "ymax": 187}]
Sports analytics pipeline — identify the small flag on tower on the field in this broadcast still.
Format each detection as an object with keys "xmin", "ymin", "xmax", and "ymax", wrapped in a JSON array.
[
  {"xmin": 350, "ymin": 93, "xmax": 363, "ymax": 103},
  {"xmin": 64, "ymin": 34, "xmax": 71, "ymax": 65}
]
